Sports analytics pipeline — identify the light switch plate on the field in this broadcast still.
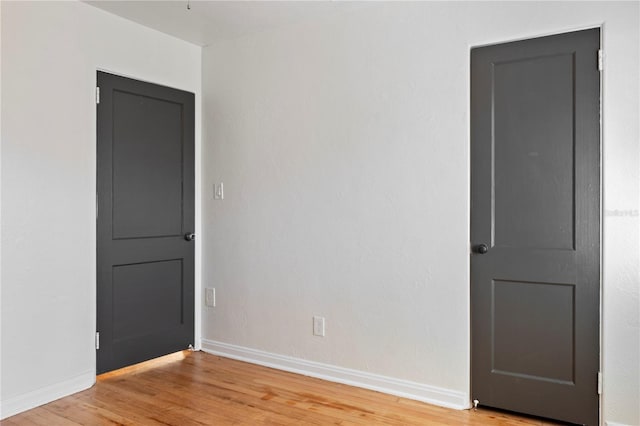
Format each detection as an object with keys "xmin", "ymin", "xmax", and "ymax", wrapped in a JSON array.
[{"xmin": 214, "ymin": 183, "xmax": 224, "ymax": 200}]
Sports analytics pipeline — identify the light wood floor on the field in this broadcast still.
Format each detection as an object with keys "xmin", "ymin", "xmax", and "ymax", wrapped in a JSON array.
[{"xmin": 3, "ymin": 351, "xmax": 564, "ymax": 425}]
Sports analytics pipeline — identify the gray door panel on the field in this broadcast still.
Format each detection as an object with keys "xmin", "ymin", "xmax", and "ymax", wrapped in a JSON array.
[
  {"xmin": 471, "ymin": 29, "xmax": 600, "ymax": 425},
  {"xmin": 97, "ymin": 72, "xmax": 195, "ymax": 374}
]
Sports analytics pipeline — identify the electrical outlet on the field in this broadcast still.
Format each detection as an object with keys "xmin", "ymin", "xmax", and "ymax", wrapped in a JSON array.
[
  {"xmin": 205, "ymin": 288, "xmax": 215, "ymax": 307},
  {"xmin": 313, "ymin": 316, "xmax": 325, "ymax": 337}
]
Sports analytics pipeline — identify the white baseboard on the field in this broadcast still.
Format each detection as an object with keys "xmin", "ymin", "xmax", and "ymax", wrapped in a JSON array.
[
  {"xmin": 201, "ymin": 339, "xmax": 469, "ymax": 410},
  {"xmin": 0, "ymin": 371, "xmax": 95, "ymax": 420},
  {"xmin": 606, "ymin": 422, "xmax": 633, "ymax": 426}
]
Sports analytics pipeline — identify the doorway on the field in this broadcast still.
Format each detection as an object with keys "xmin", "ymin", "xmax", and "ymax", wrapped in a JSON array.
[
  {"xmin": 470, "ymin": 29, "xmax": 601, "ymax": 425},
  {"xmin": 96, "ymin": 71, "xmax": 195, "ymax": 374}
]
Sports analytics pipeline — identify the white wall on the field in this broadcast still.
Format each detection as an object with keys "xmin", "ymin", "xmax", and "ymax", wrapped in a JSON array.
[
  {"xmin": 0, "ymin": 1, "xmax": 201, "ymax": 418},
  {"xmin": 201, "ymin": 2, "xmax": 639, "ymax": 425}
]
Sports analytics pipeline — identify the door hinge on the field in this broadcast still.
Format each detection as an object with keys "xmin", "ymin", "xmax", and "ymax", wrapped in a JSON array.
[
  {"xmin": 96, "ymin": 86, "xmax": 100, "ymax": 104},
  {"xmin": 95, "ymin": 331, "xmax": 100, "ymax": 350},
  {"xmin": 597, "ymin": 371, "xmax": 602, "ymax": 394},
  {"xmin": 598, "ymin": 49, "xmax": 604, "ymax": 71}
]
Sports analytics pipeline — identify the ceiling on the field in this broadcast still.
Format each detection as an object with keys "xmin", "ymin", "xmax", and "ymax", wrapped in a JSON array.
[{"xmin": 85, "ymin": 1, "xmax": 366, "ymax": 46}]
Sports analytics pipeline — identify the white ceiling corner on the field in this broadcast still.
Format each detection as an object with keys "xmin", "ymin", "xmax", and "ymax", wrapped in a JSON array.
[{"xmin": 84, "ymin": 1, "xmax": 367, "ymax": 46}]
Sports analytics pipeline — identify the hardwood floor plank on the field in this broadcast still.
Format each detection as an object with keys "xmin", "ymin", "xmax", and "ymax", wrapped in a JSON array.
[
  {"xmin": 2, "ymin": 407, "xmax": 81, "ymax": 426},
  {"xmin": 3, "ymin": 351, "xmax": 564, "ymax": 425}
]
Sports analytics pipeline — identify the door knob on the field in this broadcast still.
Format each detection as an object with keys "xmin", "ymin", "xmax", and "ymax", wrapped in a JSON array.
[
  {"xmin": 473, "ymin": 244, "xmax": 488, "ymax": 254},
  {"xmin": 184, "ymin": 233, "xmax": 195, "ymax": 241}
]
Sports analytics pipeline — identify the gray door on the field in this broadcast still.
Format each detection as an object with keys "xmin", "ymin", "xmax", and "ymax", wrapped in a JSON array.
[
  {"xmin": 471, "ymin": 29, "xmax": 600, "ymax": 425},
  {"xmin": 97, "ymin": 72, "xmax": 195, "ymax": 374}
]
